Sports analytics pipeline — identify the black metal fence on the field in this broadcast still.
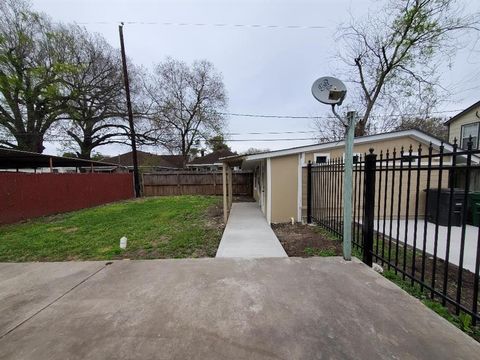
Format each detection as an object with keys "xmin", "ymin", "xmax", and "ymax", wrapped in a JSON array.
[{"xmin": 306, "ymin": 139, "xmax": 480, "ymax": 325}]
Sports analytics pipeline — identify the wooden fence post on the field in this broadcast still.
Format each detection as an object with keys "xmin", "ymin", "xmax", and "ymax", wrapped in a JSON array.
[
  {"xmin": 223, "ymin": 164, "xmax": 228, "ymax": 223},
  {"xmin": 213, "ymin": 172, "xmax": 216, "ymax": 195},
  {"xmin": 228, "ymin": 167, "xmax": 233, "ymax": 209}
]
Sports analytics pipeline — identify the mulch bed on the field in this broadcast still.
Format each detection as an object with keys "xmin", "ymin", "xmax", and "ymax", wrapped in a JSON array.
[{"xmin": 272, "ymin": 223, "xmax": 343, "ymax": 257}]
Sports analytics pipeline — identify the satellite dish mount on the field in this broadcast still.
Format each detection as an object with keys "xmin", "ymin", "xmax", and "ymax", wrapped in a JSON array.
[
  {"xmin": 311, "ymin": 76, "xmax": 348, "ymax": 126},
  {"xmin": 311, "ymin": 76, "xmax": 356, "ymax": 262}
]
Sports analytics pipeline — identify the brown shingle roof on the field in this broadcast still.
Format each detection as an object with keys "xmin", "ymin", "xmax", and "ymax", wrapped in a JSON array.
[
  {"xmin": 102, "ymin": 151, "xmax": 184, "ymax": 169},
  {"xmin": 188, "ymin": 149, "xmax": 236, "ymax": 166}
]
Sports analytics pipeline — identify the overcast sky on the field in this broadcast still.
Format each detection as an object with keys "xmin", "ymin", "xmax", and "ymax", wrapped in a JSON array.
[{"xmin": 31, "ymin": 0, "xmax": 480, "ymax": 156}]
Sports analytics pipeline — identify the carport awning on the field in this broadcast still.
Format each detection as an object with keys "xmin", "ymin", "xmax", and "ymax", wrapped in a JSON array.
[
  {"xmin": 220, "ymin": 154, "xmax": 245, "ymax": 168},
  {"xmin": 0, "ymin": 148, "xmax": 122, "ymax": 169}
]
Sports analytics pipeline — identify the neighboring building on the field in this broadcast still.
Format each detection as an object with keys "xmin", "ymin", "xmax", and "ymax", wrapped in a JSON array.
[
  {"xmin": 101, "ymin": 151, "xmax": 184, "ymax": 172},
  {"xmin": 186, "ymin": 149, "xmax": 236, "ymax": 171},
  {"xmin": 222, "ymin": 129, "xmax": 464, "ymax": 224},
  {"xmin": 445, "ymin": 100, "xmax": 480, "ymax": 149}
]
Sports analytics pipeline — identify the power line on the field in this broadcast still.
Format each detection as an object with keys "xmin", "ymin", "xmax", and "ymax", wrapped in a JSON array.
[
  {"xmin": 0, "ymin": 109, "xmax": 463, "ymax": 144},
  {"xmin": 0, "ymin": 136, "xmax": 316, "ymax": 143},
  {"xmin": 77, "ymin": 21, "xmax": 327, "ymax": 30},
  {"xmin": 221, "ymin": 109, "xmax": 464, "ymax": 119},
  {"xmin": 226, "ymin": 130, "xmax": 315, "ymax": 135}
]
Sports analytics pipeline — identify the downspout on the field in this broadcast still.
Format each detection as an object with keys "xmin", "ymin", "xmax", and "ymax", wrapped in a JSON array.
[{"xmin": 266, "ymin": 157, "xmax": 272, "ymax": 224}]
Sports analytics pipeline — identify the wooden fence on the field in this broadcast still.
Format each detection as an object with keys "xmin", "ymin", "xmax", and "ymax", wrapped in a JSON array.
[{"xmin": 142, "ymin": 171, "xmax": 253, "ymax": 197}]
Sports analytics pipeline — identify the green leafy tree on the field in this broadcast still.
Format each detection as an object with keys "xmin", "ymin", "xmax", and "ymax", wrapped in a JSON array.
[
  {"xmin": 0, "ymin": 0, "xmax": 74, "ymax": 152},
  {"xmin": 206, "ymin": 135, "xmax": 231, "ymax": 152}
]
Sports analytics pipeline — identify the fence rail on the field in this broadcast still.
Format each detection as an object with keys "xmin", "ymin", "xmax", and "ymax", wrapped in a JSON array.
[
  {"xmin": 306, "ymin": 139, "xmax": 480, "ymax": 325},
  {"xmin": 142, "ymin": 170, "xmax": 253, "ymax": 197}
]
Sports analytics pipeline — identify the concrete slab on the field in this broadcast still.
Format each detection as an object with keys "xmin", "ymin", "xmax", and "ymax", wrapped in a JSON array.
[
  {"xmin": 0, "ymin": 257, "xmax": 479, "ymax": 359},
  {"xmin": 0, "ymin": 261, "xmax": 105, "ymax": 336},
  {"xmin": 216, "ymin": 202, "xmax": 287, "ymax": 258},
  {"xmin": 371, "ymin": 219, "xmax": 479, "ymax": 272}
]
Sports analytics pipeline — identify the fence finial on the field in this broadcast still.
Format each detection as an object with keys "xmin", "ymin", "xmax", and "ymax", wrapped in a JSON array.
[{"xmin": 369, "ymin": 148, "xmax": 374, "ymax": 154}]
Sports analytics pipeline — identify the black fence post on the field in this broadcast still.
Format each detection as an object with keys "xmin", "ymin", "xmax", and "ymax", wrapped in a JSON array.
[
  {"xmin": 307, "ymin": 161, "xmax": 312, "ymax": 224},
  {"xmin": 362, "ymin": 149, "xmax": 377, "ymax": 266}
]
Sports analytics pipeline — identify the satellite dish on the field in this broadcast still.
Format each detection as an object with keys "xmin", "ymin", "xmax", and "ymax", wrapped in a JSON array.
[{"xmin": 311, "ymin": 77, "xmax": 347, "ymax": 106}]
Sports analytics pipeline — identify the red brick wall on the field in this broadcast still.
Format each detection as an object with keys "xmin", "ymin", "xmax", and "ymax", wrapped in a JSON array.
[{"xmin": 0, "ymin": 173, "xmax": 134, "ymax": 225}]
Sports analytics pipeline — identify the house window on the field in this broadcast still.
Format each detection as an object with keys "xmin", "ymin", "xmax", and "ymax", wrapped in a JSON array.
[
  {"xmin": 401, "ymin": 152, "xmax": 419, "ymax": 163},
  {"xmin": 461, "ymin": 122, "xmax": 479, "ymax": 150},
  {"xmin": 313, "ymin": 153, "xmax": 330, "ymax": 164},
  {"xmin": 343, "ymin": 153, "xmax": 362, "ymax": 163}
]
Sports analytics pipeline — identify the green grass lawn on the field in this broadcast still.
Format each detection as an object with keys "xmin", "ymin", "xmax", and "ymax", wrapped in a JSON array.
[{"xmin": 0, "ymin": 196, "xmax": 224, "ymax": 262}]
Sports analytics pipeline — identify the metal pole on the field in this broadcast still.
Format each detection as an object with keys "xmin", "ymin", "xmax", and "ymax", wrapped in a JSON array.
[
  {"xmin": 342, "ymin": 111, "xmax": 356, "ymax": 261},
  {"xmin": 362, "ymin": 149, "xmax": 376, "ymax": 267},
  {"xmin": 119, "ymin": 23, "xmax": 141, "ymax": 198},
  {"xmin": 307, "ymin": 161, "xmax": 312, "ymax": 224}
]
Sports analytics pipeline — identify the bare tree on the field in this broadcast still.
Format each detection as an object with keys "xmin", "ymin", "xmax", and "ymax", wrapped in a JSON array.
[
  {"xmin": 146, "ymin": 58, "xmax": 227, "ymax": 164},
  {"xmin": 313, "ymin": 115, "xmax": 350, "ymax": 142},
  {"xmin": 241, "ymin": 147, "xmax": 270, "ymax": 155},
  {"xmin": 59, "ymin": 25, "xmax": 131, "ymax": 159},
  {"xmin": 0, "ymin": 0, "xmax": 73, "ymax": 152},
  {"xmin": 395, "ymin": 116, "xmax": 448, "ymax": 140},
  {"xmin": 338, "ymin": 0, "xmax": 478, "ymax": 136}
]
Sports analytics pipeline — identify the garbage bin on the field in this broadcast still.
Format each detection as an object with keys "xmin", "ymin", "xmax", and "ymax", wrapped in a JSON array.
[
  {"xmin": 425, "ymin": 188, "xmax": 466, "ymax": 226},
  {"xmin": 469, "ymin": 192, "xmax": 480, "ymax": 226}
]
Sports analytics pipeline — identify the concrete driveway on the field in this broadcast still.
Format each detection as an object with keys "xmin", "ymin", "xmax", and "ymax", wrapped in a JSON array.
[
  {"xmin": 0, "ymin": 257, "xmax": 479, "ymax": 359},
  {"xmin": 372, "ymin": 219, "xmax": 479, "ymax": 272}
]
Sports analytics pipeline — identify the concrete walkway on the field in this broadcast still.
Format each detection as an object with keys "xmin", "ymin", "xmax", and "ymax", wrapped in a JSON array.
[
  {"xmin": 1, "ymin": 258, "xmax": 479, "ymax": 359},
  {"xmin": 216, "ymin": 202, "xmax": 287, "ymax": 258}
]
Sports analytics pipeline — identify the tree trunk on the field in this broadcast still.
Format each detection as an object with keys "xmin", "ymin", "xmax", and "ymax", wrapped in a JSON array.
[
  {"xmin": 15, "ymin": 133, "xmax": 45, "ymax": 153},
  {"xmin": 78, "ymin": 148, "xmax": 92, "ymax": 160},
  {"xmin": 355, "ymin": 121, "xmax": 366, "ymax": 137}
]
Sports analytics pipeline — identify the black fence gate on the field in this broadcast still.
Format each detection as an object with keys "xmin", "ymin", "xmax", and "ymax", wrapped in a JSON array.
[{"xmin": 306, "ymin": 139, "xmax": 480, "ymax": 325}]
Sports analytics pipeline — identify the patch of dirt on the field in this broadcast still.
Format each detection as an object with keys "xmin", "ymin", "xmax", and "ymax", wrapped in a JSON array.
[
  {"xmin": 205, "ymin": 202, "xmax": 225, "ymax": 228},
  {"xmin": 47, "ymin": 226, "xmax": 64, "ymax": 232},
  {"xmin": 272, "ymin": 223, "xmax": 343, "ymax": 257}
]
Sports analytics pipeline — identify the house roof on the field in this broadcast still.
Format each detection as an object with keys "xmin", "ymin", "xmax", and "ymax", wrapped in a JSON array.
[
  {"xmin": 102, "ymin": 151, "xmax": 184, "ymax": 169},
  {"xmin": 444, "ymin": 100, "xmax": 480, "ymax": 125},
  {"xmin": 0, "ymin": 148, "xmax": 120, "ymax": 169},
  {"xmin": 221, "ymin": 128, "xmax": 453, "ymax": 163},
  {"xmin": 187, "ymin": 149, "xmax": 236, "ymax": 166}
]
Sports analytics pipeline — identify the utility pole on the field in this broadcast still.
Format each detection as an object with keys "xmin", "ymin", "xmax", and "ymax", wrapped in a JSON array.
[{"xmin": 119, "ymin": 23, "xmax": 141, "ymax": 197}]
